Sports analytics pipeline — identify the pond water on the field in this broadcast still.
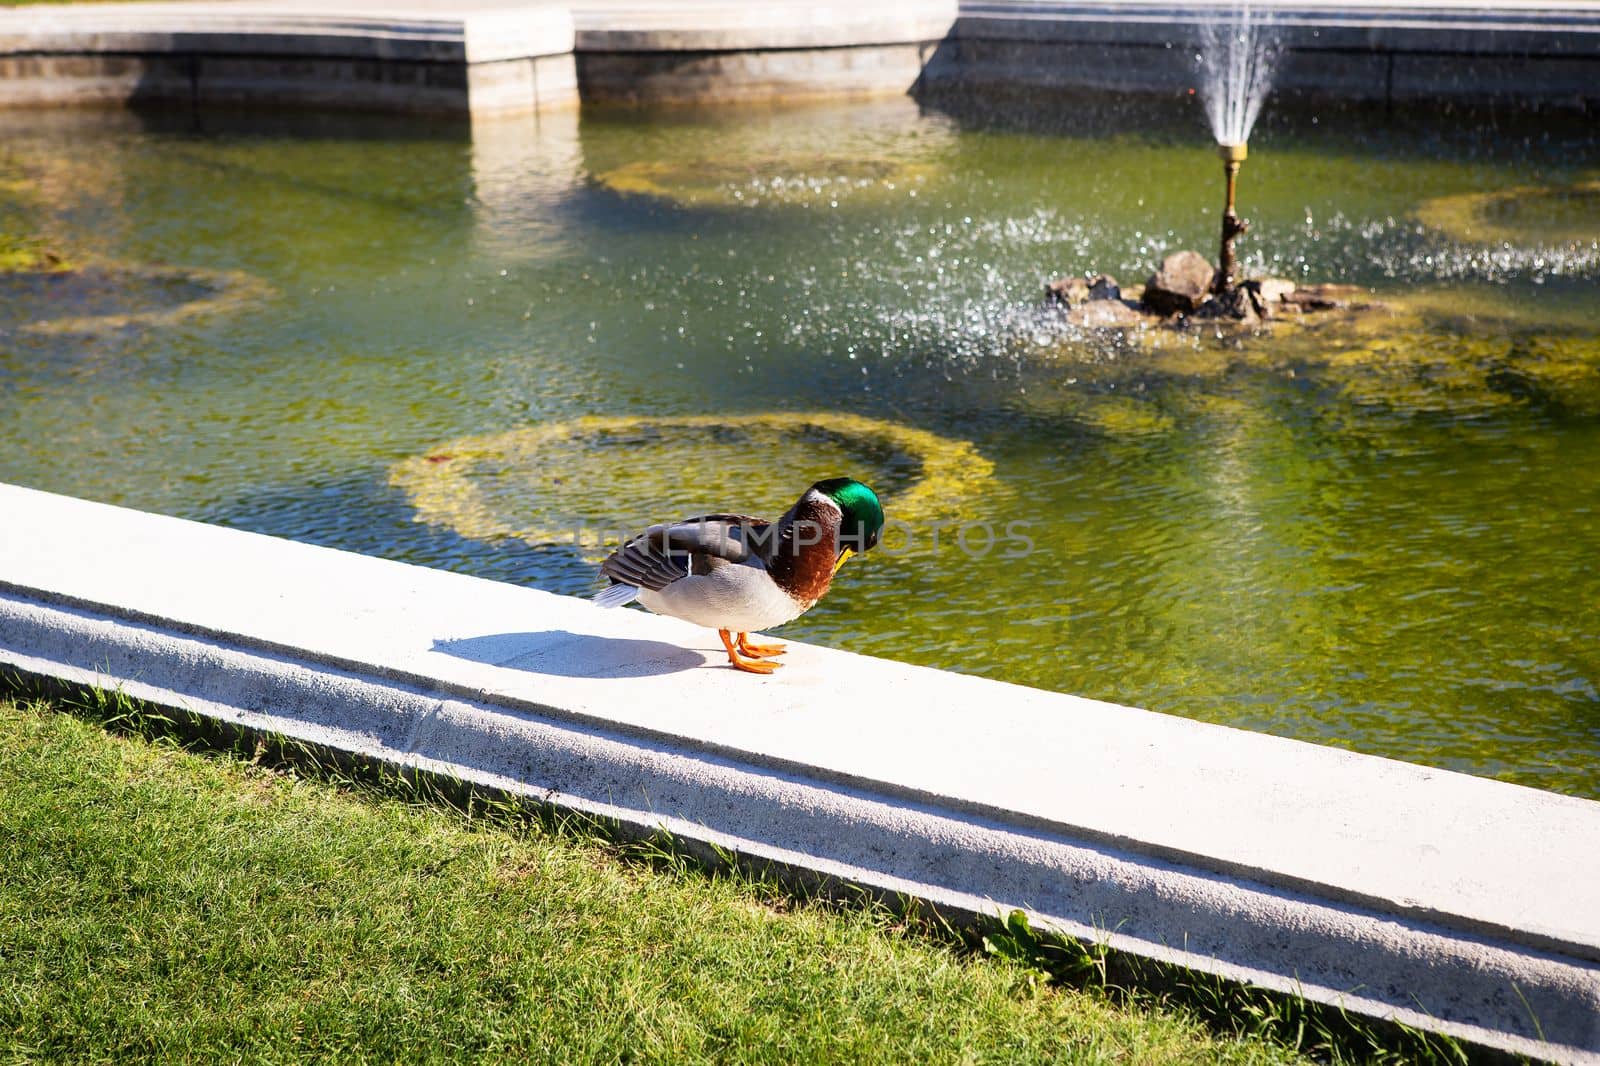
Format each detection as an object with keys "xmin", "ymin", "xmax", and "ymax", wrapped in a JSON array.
[{"xmin": 2, "ymin": 96, "xmax": 1597, "ymax": 797}]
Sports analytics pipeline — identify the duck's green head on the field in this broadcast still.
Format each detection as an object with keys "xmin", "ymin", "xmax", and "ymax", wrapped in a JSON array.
[{"xmin": 812, "ymin": 477, "xmax": 885, "ymax": 557}]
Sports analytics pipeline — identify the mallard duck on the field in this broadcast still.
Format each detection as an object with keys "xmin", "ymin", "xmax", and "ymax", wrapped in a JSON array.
[{"xmin": 593, "ymin": 477, "xmax": 884, "ymax": 673}]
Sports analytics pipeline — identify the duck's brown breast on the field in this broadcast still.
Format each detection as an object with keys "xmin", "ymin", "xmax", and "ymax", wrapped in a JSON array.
[{"xmin": 766, "ymin": 497, "xmax": 839, "ymax": 607}]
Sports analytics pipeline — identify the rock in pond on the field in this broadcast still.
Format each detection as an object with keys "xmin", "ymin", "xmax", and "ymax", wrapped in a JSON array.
[
  {"xmin": 1142, "ymin": 251, "xmax": 1216, "ymax": 316},
  {"xmin": 1045, "ymin": 273, "xmax": 1121, "ymax": 307},
  {"xmin": 1284, "ymin": 283, "xmax": 1369, "ymax": 312},
  {"xmin": 1254, "ymin": 277, "xmax": 1297, "ymax": 305},
  {"xmin": 1065, "ymin": 299, "xmax": 1145, "ymax": 328},
  {"xmin": 1192, "ymin": 286, "xmax": 1261, "ymax": 326}
]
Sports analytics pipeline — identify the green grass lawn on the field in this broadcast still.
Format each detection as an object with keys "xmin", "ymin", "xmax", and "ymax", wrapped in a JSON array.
[{"xmin": 0, "ymin": 696, "xmax": 1369, "ymax": 1063}]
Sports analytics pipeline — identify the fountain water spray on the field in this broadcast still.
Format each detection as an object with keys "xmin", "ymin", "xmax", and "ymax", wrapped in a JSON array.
[{"xmin": 1198, "ymin": 4, "xmax": 1281, "ymax": 293}]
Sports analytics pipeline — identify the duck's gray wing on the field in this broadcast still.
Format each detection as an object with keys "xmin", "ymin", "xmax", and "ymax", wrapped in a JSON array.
[{"xmin": 598, "ymin": 514, "xmax": 771, "ymax": 593}]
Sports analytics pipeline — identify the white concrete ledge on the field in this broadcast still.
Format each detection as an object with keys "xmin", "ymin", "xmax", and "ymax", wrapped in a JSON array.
[
  {"xmin": 957, "ymin": 0, "xmax": 1600, "ymax": 51},
  {"xmin": 573, "ymin": 1, "xmax": 957, "ymax": 53},
  {"xmin": 0, "ymin": 2, "xmax": 576, "ymax": 64},
  {"xmin": 0, "ymin": 1, "xmax": 578, "ymax": 113},
  {"xmin": 0, "ymin": 0, "xmax": 955, "ymax": 111},
  {"xmin": 6, "ymin": 0, "xmax": 1598, "ymax": 112},
  {"xmin": 568, "ymin": 1, "xmax": 956, "ymax": 104},
  {"xmin": 2, "ymin": 482, "xmax": 1598, "ymax": 1063},
  {"xmin": 929, "ymin": 0, "xmax": 1600, "ymax": 106}
]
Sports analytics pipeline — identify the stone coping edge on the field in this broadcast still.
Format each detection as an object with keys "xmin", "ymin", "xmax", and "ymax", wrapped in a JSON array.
[
  {"xmin": 0, "ymin": 8, "xmax": 577, "ymax": 66},
  {"xmin": 2, "ymin": 590, "xmax": 1598, "ymax": 1061},
  {"xmin": 572, "ymin": 2, "xmax": 958, "ymax": 54},
  {"xmin": 4, "ymin": 0, "xmax": 1600, "ymax": 112},
  {"xmin": 4, "ymin": 569, "xmax": 1595, "ymax": 976}
]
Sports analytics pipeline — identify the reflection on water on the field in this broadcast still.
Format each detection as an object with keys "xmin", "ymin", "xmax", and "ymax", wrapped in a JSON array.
[{"xmin": 1, "ymin": 97, "xmax": 1597, "ymax": 797}]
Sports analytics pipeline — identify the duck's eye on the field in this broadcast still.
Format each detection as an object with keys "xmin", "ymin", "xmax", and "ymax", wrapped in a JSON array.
[{"xmin": 841, "ymin": 527, "xmax": 877, "ymax": 553}]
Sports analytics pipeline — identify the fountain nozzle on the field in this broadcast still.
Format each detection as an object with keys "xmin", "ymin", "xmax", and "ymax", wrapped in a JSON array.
[{"xmin": 1216, "ymin": 142, "xmax": 1249, "ymax": 294}]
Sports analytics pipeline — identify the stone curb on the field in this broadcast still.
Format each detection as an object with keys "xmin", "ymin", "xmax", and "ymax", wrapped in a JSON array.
[
  {"xmin": 5, "ymin": 0, "xmax": 1598, "ymax": 111},
  {"xmin": 573, "ymin": 1, "xmax": 957, "ymax": 52},
  {"xmin": 926, "ymin": 0, "xmax": 1600, "ymax": 106},
  {"xmin": 0, "ymin": 5, "xmax": 576, "ymax": 65},
  {"xmin": 1, "ymin": 483, "xmax": 1598, "ymax": 1062}
]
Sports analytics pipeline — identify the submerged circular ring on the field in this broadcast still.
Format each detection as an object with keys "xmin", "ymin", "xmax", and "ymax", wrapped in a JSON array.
[
  {"xmin": 6, "ymin": 258, "xmax": 274, "ymax": 336},
  {"xmin": 391, "ymin": 411, "xmax": 995, "ymax": 553},
  {"xmin": 1415, "ymin": 179, "xmax": 1600, "ymax": 247},
  {"xmin": 595, "ymin": 157, "xmax": 935, "ymax": 209}
]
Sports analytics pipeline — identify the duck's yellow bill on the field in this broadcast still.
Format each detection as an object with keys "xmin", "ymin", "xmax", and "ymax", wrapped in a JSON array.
[{"xmin": 833, "ymin": 548, "xmax": 855, "ymax": 575}]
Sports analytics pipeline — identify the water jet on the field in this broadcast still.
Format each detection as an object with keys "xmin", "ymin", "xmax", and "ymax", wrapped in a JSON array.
[
  {"xmin": 1198, "ymin": 4, "xmax": 1277, "ymax": 300},
  {"xmin": 1041, "ymin": 6, "xmax": 1299, "ymax": 327}
]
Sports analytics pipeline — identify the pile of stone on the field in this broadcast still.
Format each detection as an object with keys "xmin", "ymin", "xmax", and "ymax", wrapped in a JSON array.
[
  {"xmin": 1044, "ymin": 250, "xmax": 1371, "ymax": 331},
  {"xmin": 1042, "ymin": 273, "xmax": 1143, "ymax": 327}
]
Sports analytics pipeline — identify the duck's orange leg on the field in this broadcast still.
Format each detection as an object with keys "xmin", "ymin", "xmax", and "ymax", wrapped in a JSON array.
[
  {"xmin": 718, "ymin": 628, "xmax": 781, "ymax": 674},
  {"xmin": 737, "ymin": 632, "xmax": 786, "ymax": 659}
]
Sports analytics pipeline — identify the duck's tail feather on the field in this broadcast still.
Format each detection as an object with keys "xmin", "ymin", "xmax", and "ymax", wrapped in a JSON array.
[{"xmin": 593, "ymin": 582, "xmax": 640, "ymax": 609}]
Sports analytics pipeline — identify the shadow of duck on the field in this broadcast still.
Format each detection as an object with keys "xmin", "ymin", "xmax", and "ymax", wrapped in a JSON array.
[{"xmin": 431, "ymin": 631, "xmax": 705, "ymax": 679}]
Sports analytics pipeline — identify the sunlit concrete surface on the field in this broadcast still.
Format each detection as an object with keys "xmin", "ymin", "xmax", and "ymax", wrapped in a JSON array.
[
  {"xmin": 2, "ymin": 483, "xmax": 1598, "ymax": 1062},
  {"xmin": 3, "ymin": 0, "xmax": 1597, "ymax": 111},
  {"xmin": 0, "ymin": 0, "xmax": 579, "ymax": 113},
  {"xmin": 0, "ymin": 0, "xmax": 957, "ymax": 111},
  {"xmin": 570, "ymin": 0, "xmax": 956, "ymax": 103},
  {"xmin": 927, "ymin": 0, "xmax": 1600, "ymax": 107}
]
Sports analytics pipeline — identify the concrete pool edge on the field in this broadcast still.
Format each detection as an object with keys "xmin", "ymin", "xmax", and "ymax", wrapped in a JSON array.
[
  {"xmin": 0, "ymin": 0, "xmax": 958, "ymax": 114},
  {"xmin": 0, "ymin": 2, "xmax": 583, "ymax": 115},
  {"xmin": 929, "ymin": 0, "xmax": 1600, "ymax": 110},
  {"xmin": 1, "ymin": 483, "xmax": 1597, "ymax": 1062},
  {"xmin": 3, "ymin": 0, "xmax": 1599, "ymax": 113}
]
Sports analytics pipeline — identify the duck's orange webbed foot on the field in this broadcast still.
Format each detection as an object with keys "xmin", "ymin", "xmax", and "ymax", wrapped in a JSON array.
[
  {"xmin": 737, "ymin": 633, "xmax": 786, "ymax": 659},
  {"xmin": 718, "ymin": 629, "xmax": 781, "ymax": 674}
]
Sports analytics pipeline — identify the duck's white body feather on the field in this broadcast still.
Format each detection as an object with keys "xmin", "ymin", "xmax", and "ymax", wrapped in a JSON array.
[{"xmin": 636, "ymin": 561, "xmax": 805, "ymax": 632}]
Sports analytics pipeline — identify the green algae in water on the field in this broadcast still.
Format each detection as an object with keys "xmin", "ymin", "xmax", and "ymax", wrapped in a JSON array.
[
  {"xmin": 1417, "ymin": 179, "xmax": 1600, "ymax": 247},
  {"xmin": 1, "ymin": 262, "xmax": 202, "ymax": 322},
  {"xmin": 0, "ymin": 260, "xmax": 272, "ymax": 336},
  {"xmin": 597, "ymin": 157, "xmax": 937, "ymax": 210},
  {"xmin": 0, "ymin": 232, "xmax": 72, "ymax": 274},
  {"xmin": 1, "ymin": 101, "xmax": 1598, "ymax": 798},
  {"xmin": 1, "ymin": 144, "xmax": 271, "ymax": 335},
  {"xmin": 582, "ymin": 103, "xmax": 950, "ymax": 211},
  {"xmin": 1010, "ymin": 284, "xmax": 1600, "ymax": 426},
  {"xmin": 391, "ymin": 413, "xmax": 995, "ymax": 558}
]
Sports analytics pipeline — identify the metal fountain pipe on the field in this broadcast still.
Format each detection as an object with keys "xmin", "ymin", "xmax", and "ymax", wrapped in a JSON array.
[{"xmin": 1216, "ymin": 142, "xmax": 1249, "ymax": 294}]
